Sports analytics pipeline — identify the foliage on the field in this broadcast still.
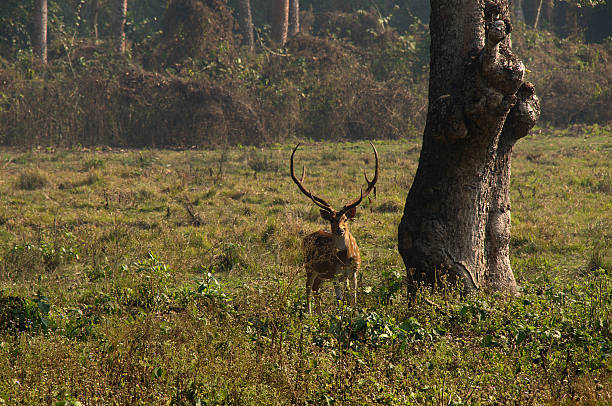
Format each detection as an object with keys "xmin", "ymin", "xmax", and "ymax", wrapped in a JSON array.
[
  {"xmin": 0, "ymin": 0, "xmax": 610, "ymax": 402},
  {"xmin": 514, "ymin": 26, "xmax": 612, "ymax": 126},
  {"xmin": 0, "ymin": 2, "xmax": 609, "ymax": 147},
  {"xmin": 155, "ymin": 0, "xmax": 236, "ymax": 69},
  {"xmin": 0, "ymin": 291, "xmax": 51, "ymax": 333},
  {"xmin": 196, "ymin": 270, "xmax": 233, "ymax": 310},
  {"xmin": 0, "ymin": 0, "xmax": 33, "ymax": 59},
  {"xmin": 1, "ymin": 231, "xmax": 80, "ymax": 279}
]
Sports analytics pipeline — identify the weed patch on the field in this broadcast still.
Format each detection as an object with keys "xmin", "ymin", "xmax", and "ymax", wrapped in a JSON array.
[{"xmin": 16, "ymin": 169, "xmax": 48, "ymax": 190}]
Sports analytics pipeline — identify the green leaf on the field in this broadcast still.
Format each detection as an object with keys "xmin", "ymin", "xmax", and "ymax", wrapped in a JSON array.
[{"xmin": 481, "ymin": 334, "xmax": 500, "ymax": 348}]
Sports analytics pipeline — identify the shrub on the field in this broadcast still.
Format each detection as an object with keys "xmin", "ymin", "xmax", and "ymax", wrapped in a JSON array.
[
  {"xmin": 16, "ymin": 168, "xmax": 48, "ymax": 190},
  {"xmin": 0, "ymin": 291, "xmax": 51, "ymax": 333}
]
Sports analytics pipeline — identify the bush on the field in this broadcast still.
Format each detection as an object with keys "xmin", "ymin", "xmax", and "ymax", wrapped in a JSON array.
[
  {"xmin": 16, "ymin": 169, "xmax": 48, "ymax": 190},
  {"xmin": 0, "ymin": 292, "xmax": 51, "ymax": 333},
  {"xmin": 0, "ymin": 10, "xmax": 609, "ymax": 150}
]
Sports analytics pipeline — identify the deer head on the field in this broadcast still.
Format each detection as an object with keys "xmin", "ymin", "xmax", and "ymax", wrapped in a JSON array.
[{"xmin": 290, "ymin": 142, "xmax": 379, "ymax": 237}]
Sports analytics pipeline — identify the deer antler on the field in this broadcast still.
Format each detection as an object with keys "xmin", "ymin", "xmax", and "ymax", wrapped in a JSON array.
[
  {"xmin": 337, "ymin": 142, "xmax": 379, "ymax": 217},
  {"xmin": 291, "ymin": 142, "xmax": 378, "ymax": 216},
  {"xmin": 290, "ymin": 144, "xmax": 336, "ymax": 213}
]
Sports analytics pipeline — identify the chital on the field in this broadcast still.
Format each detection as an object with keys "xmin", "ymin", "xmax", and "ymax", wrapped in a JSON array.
[{"xmin": 290, "ymin": 143, "xmax": 378, "ymax": 313}]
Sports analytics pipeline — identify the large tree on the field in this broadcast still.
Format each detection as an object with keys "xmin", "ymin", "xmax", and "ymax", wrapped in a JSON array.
[{"xmin": 398, "ymin": 0, "xmax": 540, "ymax": 295}]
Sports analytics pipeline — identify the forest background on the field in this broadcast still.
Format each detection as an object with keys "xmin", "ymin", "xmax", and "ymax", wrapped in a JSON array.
[{"xmin": 0, "ymin": 0, "xmax": 610, "ymax": 148}]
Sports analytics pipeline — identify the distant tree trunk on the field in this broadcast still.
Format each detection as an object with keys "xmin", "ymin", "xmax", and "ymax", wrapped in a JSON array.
[
  {"xmin": 533, "ymin": 0, "xmax": 543, "ymax": 28},
  {"xmin": 565, "ymin": 4, "xmax": 579, "ymax": 36},
  {"xmin": 33, "ymin": 0, "xmax": 47, "ymax": 64},
  {"xmin": 112, "ymin": 0, "xmax": 128, "ymax": 53},
  {"xmin": 237, "ymin": 0, "xmax": 254, "ymax": 51},
  {"xmin": 91, "ymin": 0, "xmax": 100, "ymax": 42},
  {"xmin": 288, "ymin": 0, "xmax": 300, "ymax": 37},
  {"xmin": 398, "ymin": 0, "xmax": 540, "ymax": 295},
  {"xmin": 512, "ymin": 0, "xmax": 525, "ymax": 23},
  {"xmin": 542, "ymin": 0, "xmax": 554, "ymax": 29},
  {"xmin": 271, "ymin": 0, "xmax": 289, "ymax": 46}
]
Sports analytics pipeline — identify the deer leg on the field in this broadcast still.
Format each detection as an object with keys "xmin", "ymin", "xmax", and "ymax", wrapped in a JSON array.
[
  {"xmin": 350, "ymin": 270, "xmax": 358, "ymax": 306},
  {"xmin": 311, "ymin": 275, "xmax": 323, "ymax": 314},
  {"xmin": 345, "ymin": 277, "xmax": 350, "ymax": 299},
  {"xmin": 306, "ymin": 271, "xmax": 316, "ymax": 314},
  {"xmin": 334, "ymin": 280, "xmax": 343, "ymax": 305}
]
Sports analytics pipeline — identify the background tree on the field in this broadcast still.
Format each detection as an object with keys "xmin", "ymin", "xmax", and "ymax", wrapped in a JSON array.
[
  {"xmin": 288, "ymin": 0, "xmax": 299, "ymax": 37},
  {"xmin": 519, "ymin": 0, "xmax": 609, "ymax": 38},
  {"xmin": 512, "ymin": 0, "xmax": 526, "ymax": 22},
  {"xmin": 397, "ymin": 0, "xmax": 540, "ymax": 294},
  {"xmin": 156, "ymin": 0, "xmax": 236, "ymax": 69},
  {"xmin": 33, "ymin": 0, "xmax": 48, "ymax": 63},
  {"xmin": 271, "ymin": 0, "xmax": 289, "ymax": 46},
  {"xmin": 89, "ymin": 0, "xmax": 100, "ymax": 41},
  {"xmin": 533, "ymin": 0, "xmax": 544, "ymax": 28},
  {"xmin": 113, "ymin": 0, "xmax": 127, "ymax": 53},
  {"xmin": 237, "ymin": 0, "xmax": 254, "ymax": 51}
]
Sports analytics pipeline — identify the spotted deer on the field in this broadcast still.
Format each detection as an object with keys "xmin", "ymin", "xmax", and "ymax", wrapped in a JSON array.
[{"xmin": 290, "ymin": 143, "xmax": 379, "ymax": 313}]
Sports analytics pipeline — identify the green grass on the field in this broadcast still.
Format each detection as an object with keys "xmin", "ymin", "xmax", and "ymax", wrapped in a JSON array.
[{"xmin": 0, "ymin": 125, "xmax": 610, "ymax": 405}]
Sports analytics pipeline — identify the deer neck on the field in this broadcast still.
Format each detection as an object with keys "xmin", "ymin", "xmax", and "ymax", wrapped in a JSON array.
[{"xmin": 332, "ymin": 230, "xmax": 353, "ymax": 253}]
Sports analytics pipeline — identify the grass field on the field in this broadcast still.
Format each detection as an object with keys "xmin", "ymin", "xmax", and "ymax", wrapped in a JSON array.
[{"xmin": 0, "ymin": 125, "xmax": 610, "ymax": 405}]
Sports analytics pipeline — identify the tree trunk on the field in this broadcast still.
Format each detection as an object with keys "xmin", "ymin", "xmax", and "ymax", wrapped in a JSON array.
[
  {"xmin": 288, "ymin": 0, "xmax": 300, "ymax": 37},
  {"xmin": 237, "ymin": 0, "xmax": 254, "ymax": 51},
  {"xmin": 91, "ymin": 0, "xmax": 99, "ymax": 42},
  {"xmin": 33, "ymin": 0, "xmax": 47, "ymax": 64},
  {"xmin": 397, "ymin": 0, "xmax": 540, "ymax": 295},
  {"xmin": 271, "ymin": 0, "xmax": 289, "ymax": 46},
  {"xmin": 533, "ymin": 0, "xmax": 543, "ymax": 28},
  {"xmin": 512, "ymin": 0, "xmax": 525, "ymax": 23},
  {"xmin": 565, "ymin": 4, "xmax": 579, "ymax": 37},
  {"xmin": 113, "ymin": 0, "xmax": 128, "ymax": 53},
  {"xmin": 542, "ymin": 0, "xmax": 554, "ymax": 30}
]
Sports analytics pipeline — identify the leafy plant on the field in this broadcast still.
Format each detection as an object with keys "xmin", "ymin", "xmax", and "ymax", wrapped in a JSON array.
[
  {"xmin": 196, "ymin": 270, "xmax": 232, "ymax": 310},
  {"xmin": 371, "ymin": 267, "xmax": 404, "ymax": 304},
  {"xmin": 0, "ymin": 291, "xmax": 51, "ymax": 333}
]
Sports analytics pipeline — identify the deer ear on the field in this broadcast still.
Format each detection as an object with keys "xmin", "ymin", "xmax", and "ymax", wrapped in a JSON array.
[
  {"xmin": 345, "ymin": 207, "xmax": 357, "ymax": 219},
  {"xmin": 320, "ymin": 209, "xmax": 333, "ymax": 221}
]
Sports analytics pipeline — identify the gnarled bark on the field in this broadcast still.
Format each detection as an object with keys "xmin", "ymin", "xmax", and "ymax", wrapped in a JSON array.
[{"xmin": 398, "ymin": 0, "xmax": 540, "ymax": 295}]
